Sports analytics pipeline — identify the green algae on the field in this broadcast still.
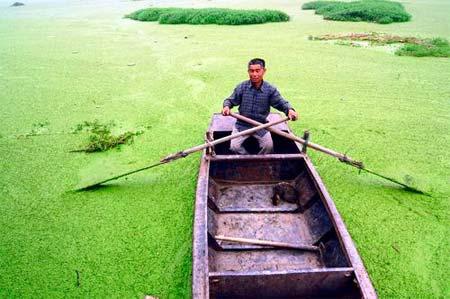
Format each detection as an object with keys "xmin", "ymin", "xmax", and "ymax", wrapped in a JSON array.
[{"xmin": 0, "ymin": 0, "xmax": 449, "ymax": 298}]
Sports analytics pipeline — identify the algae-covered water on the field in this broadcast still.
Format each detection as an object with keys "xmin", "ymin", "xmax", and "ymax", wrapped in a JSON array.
[{"xmin": 1, "ymin": 0, "xmax": 449, "ymax": 298}]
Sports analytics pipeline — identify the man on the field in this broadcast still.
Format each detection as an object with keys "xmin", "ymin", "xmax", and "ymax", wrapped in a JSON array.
[{"xmin": 222, "ymin": 58, "xmax": 298, "ymax": 154}]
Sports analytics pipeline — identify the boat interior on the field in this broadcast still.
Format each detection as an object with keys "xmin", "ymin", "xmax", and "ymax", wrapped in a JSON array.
[{"xmin": 204, "ymin": 118, "xmax": 362, "ymax": 298}]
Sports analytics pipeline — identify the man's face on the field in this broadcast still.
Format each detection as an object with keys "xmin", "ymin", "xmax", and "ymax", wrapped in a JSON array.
[{"xmin": 248, "ymin": 64, "xmax": 266, "ymax": 84}]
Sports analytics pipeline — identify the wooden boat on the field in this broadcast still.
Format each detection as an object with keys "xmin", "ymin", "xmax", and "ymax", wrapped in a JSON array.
[{"xmin": 192, "ymin": 113, "xmax": 377, "ymax": 299}]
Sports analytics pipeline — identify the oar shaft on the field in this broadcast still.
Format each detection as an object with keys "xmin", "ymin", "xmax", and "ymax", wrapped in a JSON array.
[
  {"xmin": 76, "ymin": 116, "xmax": 289, "ymax": 191},
  {"xmin": 230, "ymin": 113, "xmax": 428, "ymax": 195},
  {"xmin": 215, "ymin": 235, "xmax": 319, "ymax": 252}
]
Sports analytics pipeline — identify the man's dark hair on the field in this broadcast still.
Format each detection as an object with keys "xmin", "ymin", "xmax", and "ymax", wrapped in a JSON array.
[{"xmin": 248, "ymin": 58, "xmax": 265, "ymax": 68}]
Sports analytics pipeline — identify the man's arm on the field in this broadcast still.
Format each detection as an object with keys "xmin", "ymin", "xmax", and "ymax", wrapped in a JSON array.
[
  {"xmin": 222, "ymin": 85, "xmax": 242, "ymax": 116},
  {"xmin": 269, "ymin": 88, "xmax": 298, "ymax": 121}
]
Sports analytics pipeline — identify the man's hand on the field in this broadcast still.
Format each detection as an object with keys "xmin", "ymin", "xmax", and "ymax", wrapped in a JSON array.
[
  {"xmin": 222, "ymin": 106, "xmax": 231, "ymax": 116},
  {"xmin": 288, "ymin": 109, "xmax": 298, "ymax": 121}
]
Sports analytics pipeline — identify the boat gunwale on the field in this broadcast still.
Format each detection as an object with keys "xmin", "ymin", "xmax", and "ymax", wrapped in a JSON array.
[
  {"xmin": 192, "ymin": 148, "xmax": 210, "ymax": 298},
  {"xmin": 207, "ymin": 153, "xmax": 305, "ymax": 161},
  {"xmin": 209, "ymin": 266, "xmax": 355, "ymax": 277}
]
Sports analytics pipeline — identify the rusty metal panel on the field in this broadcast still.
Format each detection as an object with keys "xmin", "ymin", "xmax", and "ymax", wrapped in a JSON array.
[
  {"xmin": 303, "ymin": 200, "xmax": 334, "ymax": 244},
  {"xmin": 208, "ymin": 248, "xmax": 323, "ymax": 272},
  {"xmin": 209, "ymin": 158, "xmax": 305, "ymax": 182},
  {"xmin": 209, "ymin": 268, "xmax": 358, "ymax": 299},
  {"xmin": 208, "ymin": 180, "xmax": 298, "ymax": 212},
  {"xmin": 321, "ymin": 239, "xmax": 350, "ymax": 268}
]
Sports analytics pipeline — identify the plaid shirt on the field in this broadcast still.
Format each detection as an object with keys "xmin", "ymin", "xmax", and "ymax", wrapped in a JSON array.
[{"xmin": 223, "ymin": 80, "xmax": 294, "ymax": 136}]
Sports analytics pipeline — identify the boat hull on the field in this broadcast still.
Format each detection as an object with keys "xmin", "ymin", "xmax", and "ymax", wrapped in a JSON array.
[{"xmin": 192, "ymin": 114, "xmax": 377, "ymax": 299}]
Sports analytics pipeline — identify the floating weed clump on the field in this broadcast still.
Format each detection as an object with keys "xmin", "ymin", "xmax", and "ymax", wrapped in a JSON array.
[
  {"xmin": 302, "ymin": 0, "xmax": 411, "ymax": 24},
  {"xmin": 125, "ymin": 7, "xmax": 289, "ymax": 25},
  {"xmin": 18, "ymin": 121, "xmax": 51, "ymax": 137},
  {"xmin": 310, "ymin": 32, "xmax": 450, "ymax": 57},
  {"xmin": 80, "ymin": 131, "xmax": 142, "ymax": 153},
  {"xmin": 31, "ymin": 121, "xmax": 50, "ymax": 134},
  {"xmin": 396, "ymin": 38, "xmax": 450, "ymax": 57},
  {"xmin": 71, "ymin": 120, "xmax": 115, "ymax": 134},
  {"xmin": 71, "ymin": 120, "xmax": 144, "ymax": 153},
  {"xmin": 309, "ymin": 32, "xmax": 421, "ymax": 44}
]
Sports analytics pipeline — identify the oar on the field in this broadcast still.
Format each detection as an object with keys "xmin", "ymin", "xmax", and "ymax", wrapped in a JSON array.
[
  {"xmin": 215, "ymin": 235, "xmax": 319, "ymax": 252},
  {"xmin": 230, "ymin": 113, "xmax": 429, "ymax": 195},
  {"xmin": 74, "ymin": 116, "xmax": 289, "ymax": 191}
]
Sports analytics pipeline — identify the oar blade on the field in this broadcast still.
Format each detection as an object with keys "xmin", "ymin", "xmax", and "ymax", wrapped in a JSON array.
[
  {"xmin": 73, "ymin": 160, "xmax": 167, "ymax": 192},
  {"xmin": 73, "ymin": 180, "xmax": 113, "ymax": 192},
  {"xmin": 361, "ymin": 168, "xmax": 431, "ymax": 196}
]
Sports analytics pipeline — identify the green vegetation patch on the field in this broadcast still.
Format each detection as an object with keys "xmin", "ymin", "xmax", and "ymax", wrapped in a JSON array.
[
  {"xmin": 302, "ymin": 0, "xmax": 411, "ymax": 24},
  {"xmin": 125, "ymin": 7, "xmax": 289, "ymax": 25},
  {"xmin": 71, "ymin": 120, "xmax": 143, "ymax": 153},
  {"xmin": 396, "ymin": 38, "xmax": 450, "ymax": 57},
  {"xmin": 310, "ymin": 32, "xmax": 450, "ymax": 57}
]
